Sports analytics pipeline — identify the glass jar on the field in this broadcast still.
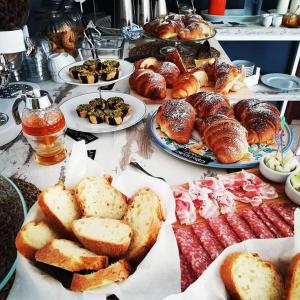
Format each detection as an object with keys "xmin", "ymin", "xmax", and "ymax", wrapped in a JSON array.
[{"xmin": 46, "ymin": 11, "xmax": 81, "ymax": 57}]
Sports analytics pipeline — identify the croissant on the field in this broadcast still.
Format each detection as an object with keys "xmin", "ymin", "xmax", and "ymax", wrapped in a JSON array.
[
  {"xmin": 156, "ymin": 99, "xmax": 196, "ymax": 144},
  {"xmin": 182, "ymin": 14, "xmax": 204, "ymax": 26},
  {"xmin": 143, "ymin": 14, "xmax": 213, "ymax": 41},
  {"xmin": 204, "ymin": 60, "xmax": 245, "ymax": 94},
  {"xmin": 185, "ymin": 91, "xmax": 234, "ymax": 118},
  {"xmin": 151, "ymin": 61, "xmax": 180, "ymax": 88},
  {"xmin": 129, "ymin": 69, "xmax": 167, "ymax": 99},
  {"xmin": 134, "ymin": 57, "xmax": 159, "ymax": 70},
  {"xmin": 196, "ymin": 114, "xmax": 249, "ymax": 163},
  {"xmin": 171, "ymin": 68, "xmax": 208, "ymax": 99},
  {"xmin": 178, "ymin": 21, "xmax": 213, "ymax": 40},
  {"xmin": 163, "ymin": 48, "xmax": 187, "ymax": 74},
  {"xmin": 234, "ymin": 99, "xmax": 280, "ymax": 144}
]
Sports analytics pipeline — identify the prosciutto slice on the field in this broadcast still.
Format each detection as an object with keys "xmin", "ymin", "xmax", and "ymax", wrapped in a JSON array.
[{"xmin": 173, "ymin": 171, "xmax": 278, "ymax": 224}]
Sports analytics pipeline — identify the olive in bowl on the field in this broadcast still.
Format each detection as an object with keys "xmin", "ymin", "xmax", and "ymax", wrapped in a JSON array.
[{"xmin": 259, "ymin": 153, "xmax": 299, "ymax": 183}]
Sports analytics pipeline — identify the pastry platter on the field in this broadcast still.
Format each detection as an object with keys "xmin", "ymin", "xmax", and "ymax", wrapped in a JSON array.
[
  {"xmin": 60, "ymin": 92, "xmax": 146, "ymax": 133},
  {"xmin": 148, "ymin": 111, "xmax": 293, "ymax": 169},
  {"xmin": 143, "ymin": 28, "xmax": 217, "ymax": 44},
  {"xmin": 58, "ymin": 58, "xmax": 134, "ymax": 86}
]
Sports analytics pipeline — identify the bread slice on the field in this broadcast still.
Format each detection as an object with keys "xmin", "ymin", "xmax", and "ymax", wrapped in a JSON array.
[
  {"xmin": 38, "ymin": 182, "xmax": 80, "ymax": 238},
  {"xmin": 287, "ymin": 253, "xmax": 300, "ymax": 300},
  {"xmin": 15, "ymin": 221, "xmax": 58, "ymax": 259},
  {"xmin": 74, "ymin": 176, "xmax": 127, "ymax": 219},
  {"xmin": 35, "ymin": 239, "xmax": 108, "ymax": 272},
  {"xmin": 72, "ymin": 217, "xmax": 132, "ymax": 257},
  {"xmin": 123, "ymin": 188, "xmax": 164, "ymax": 262},
  {"xmin": 70, "ymin": 259, "xmax": 131, "ymax": 292},
  {"xmin": 220, "ymin": 252, "xmax": 284, "ymax": 300}
]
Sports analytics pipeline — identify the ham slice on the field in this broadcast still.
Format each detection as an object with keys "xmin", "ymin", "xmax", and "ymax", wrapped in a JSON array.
[{"xmin": 173, "ymin": 171, "xmax": 278, "ymax": 224}]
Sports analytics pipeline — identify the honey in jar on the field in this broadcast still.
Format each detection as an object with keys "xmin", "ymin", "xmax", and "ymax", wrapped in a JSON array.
[{"xmin": 13, "ymin": 90, "xmax": 67, "ymax": 165}]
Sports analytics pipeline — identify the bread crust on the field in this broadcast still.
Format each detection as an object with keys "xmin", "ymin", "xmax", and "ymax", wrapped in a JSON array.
[
  {"xmin": 220, "ymin": 252, "xmax": 284, "ymax": 300},
  {"xmin": 35, "ymin": 239, "xmax": 108, "ymax": 272},
  {"xmin": 74, "ymin": 176, "xmax": 128, "ymax": 219},
  {"xmin": 70, "ymin": 259, "xmax": 131, "ymax": 292},
  {"xmin": 72, "ymin": 218, "xmax": 132, "ymax": 258},
  {"xmin": 286, "ymin": 253, "xmax": 300, "ymax": 300},
  {"xmin": 38, "ymin": 182, "xmax": 78, "ymax": 239},
  {"xmin": 15, "ymin": 220, "xmax": 57, "ymax": 259},
  {"xmin": 123, "ymin": 188, "xmax": 163, "ymax": 262}
]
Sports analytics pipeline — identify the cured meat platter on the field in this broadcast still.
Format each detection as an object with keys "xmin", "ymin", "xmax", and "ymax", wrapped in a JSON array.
[
  {"xmin": 171, "ymin": 169, "xmax": 298, "ymax": 291},
  {"xmin": 148, "ymin": 111, "xmax": 293, "ymax": 169}
]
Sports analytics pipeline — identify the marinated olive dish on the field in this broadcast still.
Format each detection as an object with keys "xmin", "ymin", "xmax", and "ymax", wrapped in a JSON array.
[
  {"xmin": 75, "ymin": 97, "xmax": 130, "ymax": 126},
  {"xmin": 69, "ymin": 59, "xmax": 120, "ymax": 84}
]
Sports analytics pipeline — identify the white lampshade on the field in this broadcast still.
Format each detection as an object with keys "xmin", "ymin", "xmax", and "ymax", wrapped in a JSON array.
[{"xmin": 0, "ymin": 30, "xmax": 26, "ymax": 54}]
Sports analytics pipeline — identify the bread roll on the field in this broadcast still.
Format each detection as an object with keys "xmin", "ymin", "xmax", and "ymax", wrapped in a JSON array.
[
  {"xmin": 234, "ymin": 99, "xmax": 280, "ymax": 144},
  {"xmin": 197, "ymin": 114, "xmax": 248, "ymax": 163},
  {"xmin": 186, "ymin": 91, "xmax": 234, "ymax": 118},
  {"xmin": 156, "ymin": 99, "xmax": 196, "ymax": 144}
]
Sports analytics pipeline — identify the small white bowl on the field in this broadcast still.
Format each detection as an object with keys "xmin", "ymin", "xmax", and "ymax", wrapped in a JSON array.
[
  {"xmin": 285, "ymin": 174, "xmax": 300, "ymax": 205},
  {"xmin": 259, "ymin": 153, "xmax": 299, "ymax": 183}
]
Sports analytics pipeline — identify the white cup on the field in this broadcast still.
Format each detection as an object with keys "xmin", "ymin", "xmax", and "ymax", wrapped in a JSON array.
[
  {"xmin": 48, "ymin": 53, "xmax": 76, "ymax": 83},
  {"xmin": 260, "ymin": 14, "xmax": 273, "ymax": 28},
  {"xmin": 272, "ymin": 14, "xmax": 283, "ymax": 27}
]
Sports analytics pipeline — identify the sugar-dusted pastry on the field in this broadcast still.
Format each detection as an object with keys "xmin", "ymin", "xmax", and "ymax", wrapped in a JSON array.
[{"xmin": 156, "ymin": 99, "xmax": 196, "ymax": 144}]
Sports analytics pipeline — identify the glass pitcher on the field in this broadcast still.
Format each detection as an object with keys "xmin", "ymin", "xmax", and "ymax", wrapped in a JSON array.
[{"xmin": 12, "ymin": 89, "xmax": 67, "ymax": 165}]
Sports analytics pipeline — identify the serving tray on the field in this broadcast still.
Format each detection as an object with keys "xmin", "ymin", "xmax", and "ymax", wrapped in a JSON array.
[{"xmin": 148, "ymin": 111, "xmax": 293, "ymax": 169}]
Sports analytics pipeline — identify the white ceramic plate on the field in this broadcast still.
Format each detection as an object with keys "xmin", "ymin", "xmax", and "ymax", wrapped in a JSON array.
[
  {"xmin": 58, "ymin": 59, "xmax": 134, "ymax": 87},
  {"xmin": 60, "ymin": 92, "xmax": 146, "ymax": 133},
  {"xmin": 261, "ymin": 73, "xmax": 300, "ymax": 91}
]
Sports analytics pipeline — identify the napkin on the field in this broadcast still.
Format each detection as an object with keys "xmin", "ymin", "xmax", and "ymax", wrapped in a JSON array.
[
  {"xmin": 8, "ymin": 141, "xmax": 180, "ymax": 300},
  {"xmin": 164, "ymin": 209, "xmax": 300, "ymax": 300}
]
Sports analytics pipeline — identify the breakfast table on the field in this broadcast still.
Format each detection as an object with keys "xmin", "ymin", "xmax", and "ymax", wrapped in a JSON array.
[
  {"xmin": 1, "ymin": 25, "xmax": 300, "ymax": 300},
  {"xmin": 1, "ymin": 37, "xmax": 300, "ymax": 191}
]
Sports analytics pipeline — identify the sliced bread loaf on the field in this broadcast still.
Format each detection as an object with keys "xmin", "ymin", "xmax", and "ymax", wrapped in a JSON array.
[
  {"xmin": 38, "ymin": 182, "xmax": 80, "ymax": 238},
  {"xmin": 72, "ymin": 217, "xmax": 132, "ymax": 257},
  {"xmin": 287, "ymin": 253, "xmax": 300, "ymax": 300},
  {"xmin": 74, "ymin": 176, "xmax": 127, "ymax": 219},
  {"xmin": 220, "ymin": 252, "xmax": 284, "ymax": 300},
  {"xmin": 15, "ymin": 221, "xmax": 58, "ymax": 259},
  {"xmin": 35, "ymin": 239, "xmax": 108, "ymax": 272},
  {"xmin": 70, "ymin": 259, "xmax": 131, "ymax": 292},
  {"xmin": 123, "ymin": 188, "xmax": 164, "ymax": 262}
]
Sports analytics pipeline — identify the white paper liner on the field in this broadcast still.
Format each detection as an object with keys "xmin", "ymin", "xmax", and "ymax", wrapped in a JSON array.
[
  {"xmin": 8, "ymin": 141, "xmax": 180, "ymax": 300},
  {"xmin": 164, "ymin": 208, "xmax": 300, "ymax": 300}
]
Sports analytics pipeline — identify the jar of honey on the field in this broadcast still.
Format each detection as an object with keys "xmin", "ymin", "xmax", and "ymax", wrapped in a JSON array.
[{"xmin": 12, "ymin": 89, "xmax": 67, "ymax": 165}]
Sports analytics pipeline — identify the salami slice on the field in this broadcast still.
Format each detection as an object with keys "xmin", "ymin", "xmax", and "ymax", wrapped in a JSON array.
[
  {"xmin": 192, "ymin": 222, "xmax": 224, "ymax": 260},
  {"xmin": 271, "ymin": 204, "xmax": 295, "ymax": 228},
  {"xmin": 260, "ymin": 204, "xmax": 294, "ymax": 237},
  {"xmin": 240, "ymin": 209, "xmax": 275, "ymax": 239},
  {"xmin": 208, "ymin": 217, "xmax": 240, "ymax": 248},
  {"xmin": 173, "ymin": 227, "xmax": 212, "ymax": 277},
  {"xmin": 253, "ymin": 207, "xmax": 284, "ymax": 238},
  {"xmin": 179, "ymin": 251, "xmax": 197, "ymax": 291},
  {"xmin": 225, "ymin": 213, "xmax": 256, "ymax": 241}
]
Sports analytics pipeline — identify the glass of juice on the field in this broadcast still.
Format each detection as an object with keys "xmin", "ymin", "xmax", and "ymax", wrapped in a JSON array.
[{"xmin": 208, "ymin": 0, "xmax": 227, "ymax": 15}]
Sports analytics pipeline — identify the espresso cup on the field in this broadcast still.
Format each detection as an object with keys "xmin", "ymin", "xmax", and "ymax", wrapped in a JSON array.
[
  {"xmin": 272, "ymin": 14, "xmax": 283, "ymax": 27},
  {"xmin": 48, "ymin": 53, "xmax": 76, "ymax": 83},
  {"xmin": 260, "ymin": 14, "xmax": 273, "ymax": 28}
]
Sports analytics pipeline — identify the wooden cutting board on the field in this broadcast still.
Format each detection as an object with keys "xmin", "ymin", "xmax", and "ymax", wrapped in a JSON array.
[{"xmin": 130, "ymin": 85, "xmax": 254, "ymax": 105}]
